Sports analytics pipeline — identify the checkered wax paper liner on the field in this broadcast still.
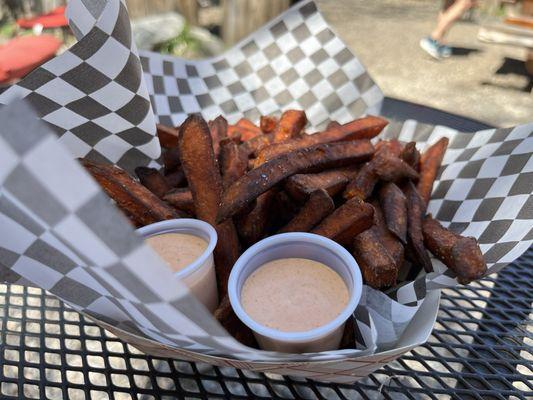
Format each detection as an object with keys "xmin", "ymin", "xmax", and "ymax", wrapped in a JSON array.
[
  {"xmin": 0, "ymin": 100, "xmax": 377, "ymax": 364},
  {"xmin": 0, "ymin": 0, "xmax": 531, "ymax": 373},
  {"xmin": 0, "ymin": 0, "xmax": 159, "ymax": 174},
  {"xmin": 139, "ymin": 0, "xmax": 384, "ymax": 131}
]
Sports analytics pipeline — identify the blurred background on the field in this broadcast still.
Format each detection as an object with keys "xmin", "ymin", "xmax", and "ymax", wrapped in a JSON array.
[{"xmin": 0, "ymin": 0, "xmax": 531, "ymax": 127}]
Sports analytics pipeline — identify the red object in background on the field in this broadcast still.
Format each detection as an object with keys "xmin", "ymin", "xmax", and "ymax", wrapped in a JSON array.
[
  {"xmin": 16, "ymin": 6, "xmax": 68, "ymax": 29},
  {"xmin": 0, "ymin": 35, "xmax": 62, "ymax": 84}
]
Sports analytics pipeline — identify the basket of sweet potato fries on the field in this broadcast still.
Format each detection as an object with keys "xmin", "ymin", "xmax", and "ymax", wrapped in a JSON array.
[
  {"xmin": 80, "ymin": 109, "xmax": 486, "ymax": 345},
  {"xmin": 0, "ymin": 0, "xmax": 531, "ymax": 384}
]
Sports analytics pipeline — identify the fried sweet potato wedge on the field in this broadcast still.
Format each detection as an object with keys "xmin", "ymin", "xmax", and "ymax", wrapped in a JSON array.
[
  {"xmin": 260, "ymin": 115, "xmax": 278, "ymax": 133},
  {"xmin": 214, "ymin": 220, "xmax": 241, "ymax": 298},
  {"xmin": 284, "ymin": 166, "xmax": 360, "ymax": 203},
  {"xmin": 214, "ymin": 296, "xmax": 258, "ymax": 347},
  {"xmin": 272, "ymin": 190, "xmax": 300, "ymax": 229},
  {"xmin": 423, "ymin": 216, "xmax": 486, "ymax": 284},
  {"xmin": 179, "ymin": 115, "xmax": 222, "ymax": 223},
  {"xmin": 401, "ymin": 141, "xmax": 420, "ymax": 170},
  {"xmin": 163, "ymin": 188, "xmax": 194, "ymax": 215},
  {"xmin": 218, "ymin": 140, "xmax": 375, "ymax": 221},
  {"xmin": 240, "ymin": 134, "xmax": 273, "ymax": 157},
  {"xmin": 82, "ymin": 159, "xmax": 182, "ymax": 226},
  {"xmin": 278, "ymin": 189, "xmax": 334, "ymax": 233},
  {"xmin": 163, "ymin": 147, "xmax": 181, "ymax": 173},
  {"xmin": 178, "ymin": 114, "xmax": 240, "ymax": 296},
  {"xmin": 156, "ymin": 123, "xmax": 180, "ymax": 148},
  {"xmin": 379, "ymin": 182, "xmax": 407, "ymax": 244},
  {"xmin": 371, "ymin": 200, "xmax": 404, "ymax": 269},
  {"xmin": 163, "ymin": 168, "xmax": 186, "ymax": 188},
  {"xmin": 272, "ymin": 109, "xmax": 307, "ymax": 142},
  {"xmin": 343, "ymin": 154, "xmax": 418, "ymax": 200},
  {"xmin": 326, "ymin": 121, "xmax": 341, "ymax": 130},
  {"xmin": 312, "ymin": 197, "xmax": 374, "ymax": 245},
  {"xmin": 375, "ymin": 139, "xmax": 403, "ymax": 158},
  {"xmin": 135, "ymin": 167, "xmax": 171, "ymax": 198},
  {"xmin": 253, "ymin": 115, "xmax": 387, "ymax": 166},
  {"xmin": 208, "ymin": 116, "xmax": 228, "ymax": 160},
  {"xmin": 353, "ymin": 228, "xmax": 398, "ymax": 289},
  {"xmin": 229, "ymin": 118, "xmax": 262, "ymax": 142},
  {"xmin": 219, "ymin": 137, "xmax": 248, "ymax": 189},
  {"xmin": 342, "ymin": 162, "xmax": 377, "ymax": 200},
  {"xmin": 417, "ymin": 137, "xmax": 449, "ymax": 208},
  {"xmin": 371, "ymin": 155, "xmax": 420, "ymax": 181},
  {"xmin": 236, "ymin": 189, "xmax": 276, "ymax": 245},
  {"xmin": 404, "ymin": 181, "xmax": 433, "ymax": 273}
]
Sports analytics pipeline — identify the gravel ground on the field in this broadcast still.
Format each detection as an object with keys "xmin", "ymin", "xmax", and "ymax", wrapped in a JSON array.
[{"xmin": 316, "ymin": 0, "xmax": 532, "ymax": 127}]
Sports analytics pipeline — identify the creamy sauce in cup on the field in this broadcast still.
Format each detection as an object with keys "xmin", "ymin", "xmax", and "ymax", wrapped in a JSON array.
[
  {"xmin": 240, "ymin": 258, "xmax": 349, "ymax": 332},
  {"xmin": 146, "ymin": 233, "xmax": 208, "ymax": 273}
]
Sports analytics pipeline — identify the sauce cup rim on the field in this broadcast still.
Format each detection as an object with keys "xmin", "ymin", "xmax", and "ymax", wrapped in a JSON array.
[
  {"xmin": 228, "ymin": 232, "xmax": 363, "ymax": 343},
  {"xmin": 136, "ymin": 219, "xmax": 218, "ymax": 280}
]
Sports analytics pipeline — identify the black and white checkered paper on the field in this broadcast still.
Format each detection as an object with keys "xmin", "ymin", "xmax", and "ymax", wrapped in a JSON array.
[{"xmin": 0, "ymin": 0, "xmax": 531, "ymax": 383}]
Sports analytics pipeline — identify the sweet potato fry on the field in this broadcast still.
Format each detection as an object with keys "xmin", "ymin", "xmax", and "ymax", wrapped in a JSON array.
[
  {"xmin": 237, "ymin": 118, "xmax": 261, "ymax": 135},
  {"xmin": 81, "ymin": 159, "xmax": 182, "ymax": 226},
  {"xmin": 240, "ymin": 134, "xmax": 273, "ymax": 156},
  {"xmin": 342, "ymin": 163, "xmax": 377, "ymax": 200},
  {"xmin": 260, "ymin": 115, "xmax": 278, "ymax": 133},
  {"xmin": 219, "ymin": 137, "xmax": 248, "ymax": 189},
  {"xmin": 214, "ymin": 296, "xmax": 258, "ymax": 347},
  {"xmin": 208, "ymin": 116, "xmax": 228, "ymax": 160},
  {"xmin": 179, "ymin": 115, "xmax": 222, "ymax": 223},
  {"xmin": 343, "ymin": 153, "xmax": 419, "ymax": 200},
  {"xmin": 163, "ymin": 147, "xmax": 180, "ymax": 173},
  {"xmin": 163, "ymin": 168, "xmax": 186, "ymax": 188},
  {"xmin": 214, "ymin": 220, "xmax": 241, "ymax": 298},
  {"xmin": 163, "ymin": 188, "xmax": 194, "ymax": 215},
  {"xmin": 404, "ymin": 181, "xmax": 433, "ymax": 273},
  {"xmin": 375, "ymin": 139, "xmax": 403, "ymax": 158},
  {"xmin": 135, "ymin": 167, "xmax": 171, "ymax": 198},
  {"xmin": 379, "ymin": 182, "xmax": 407, "ymax": 244},
  {"xmin": 371, "ymin": 200, "xmax": 404, "ymax": 269},
  {"xmin": 417, "ymin": 137, "xmax": 449, "ymax": 208},
  {"xmin": 339, "ymin": 316, "xmax": 356, "ymax": 349},
  {"xmin": 284, "ymin": 166, "xmax": 360, "ymax": 203},
  {"xmin": 156, "ymin": 123, "xmax": 180, "ymax": 148},
  {"xmin": 236, "ymin": 189, "xmax": 276, "ymax": 245},
  {"xmin": 272, "ymin": 109, "xmax": 307, "ymax": 142},
  {"xmin": 272, "ymin": 190, "xmax": 300, "ymax": 228},
  {"xmin": 312, "ymin": 197, "xmax": 374, "ymax": 245},
  {"xmin": 218, "ymin": 140, "xmax": 375, "ymax": 221},
  {"xmin": 326, "ymin": 121, "xmax": 341, "ymax": 130},
  {"xmin": 371, "ymin": 155, "xmax": 420, "ymax": 181},
  {"xmin": 178, "ymin": 114, "xmax": 240, "ymax": 296},
  {"xmin": 401, "ymin": 141, "xmax": 420, "ymax": 170},
  {"xmin": 353, "ymin": 228, "xmax": 398, "ymax": 289},
  {"xmin": 423, "ymin": 216, "xmax": 486, "ymax": 284},
  {"xmin": 278, "ymin": 189, "xmax": 334, "ymax": 233},
  {"xmin": 253, "ymin": 115, "xmax": 387, "ymax": 166}
]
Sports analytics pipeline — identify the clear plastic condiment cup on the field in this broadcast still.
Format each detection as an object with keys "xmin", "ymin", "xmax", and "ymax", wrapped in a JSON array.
[
  {"xmin": 228, "ymin": 232, "xmax": 362, "ymax": 353},
  {"xmin": 136, "ymin": 219, "xmax": 219, "ymax": 312}
]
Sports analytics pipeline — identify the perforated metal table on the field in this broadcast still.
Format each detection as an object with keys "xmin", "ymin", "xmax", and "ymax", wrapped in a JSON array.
[{"xmin": 0, "ymin": 102, "xmax": 531, "ymax": 399}]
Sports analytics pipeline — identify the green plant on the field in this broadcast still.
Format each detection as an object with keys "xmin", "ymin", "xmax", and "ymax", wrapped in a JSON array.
[
  {"xmin": 0, "ymin": 22, "xmax": 16, "ymax": 38},
  {"xmin": 154, "ymin": 24, "xmax": 201, "ymax": 57}
]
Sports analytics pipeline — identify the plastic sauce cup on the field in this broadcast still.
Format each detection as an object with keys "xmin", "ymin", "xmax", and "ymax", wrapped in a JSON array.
[
  {"xmin": 228, "ymin": 232, "xmax": 363, "ymax": 353},
  {"xmin": 136, "ymin": 219, "xmax": 219, "ymax": 312}
]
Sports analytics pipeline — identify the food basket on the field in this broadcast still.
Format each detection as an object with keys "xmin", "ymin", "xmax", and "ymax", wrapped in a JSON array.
[{"xmin": 0, "ymin": 0, "xmax": 530, "ymax": 383}]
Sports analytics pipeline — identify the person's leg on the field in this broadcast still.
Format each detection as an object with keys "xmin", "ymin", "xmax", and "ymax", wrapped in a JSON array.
[{"xmin": 431, "ymin": 0, "xmax": 475, "ymax": 42}]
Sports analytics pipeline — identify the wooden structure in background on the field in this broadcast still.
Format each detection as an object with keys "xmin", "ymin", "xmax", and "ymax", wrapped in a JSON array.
[
  {"xmin": 222, "ymin": 0, "xmax": 290, "ymax": 44},
  {"xmin": 126, "ymin": 0, "xmax": 198, "ymax": 24}
]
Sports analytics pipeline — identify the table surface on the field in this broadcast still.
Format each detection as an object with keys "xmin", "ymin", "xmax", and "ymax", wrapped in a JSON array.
[{"xmin": 0, "ymin": 100, "xmax": 531, "ymax": 400}]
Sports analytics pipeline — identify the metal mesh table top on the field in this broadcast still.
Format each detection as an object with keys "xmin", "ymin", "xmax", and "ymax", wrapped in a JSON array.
[{"xmin": 0, "ymin": 246, "xmax": 531, "ymax": 399}]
